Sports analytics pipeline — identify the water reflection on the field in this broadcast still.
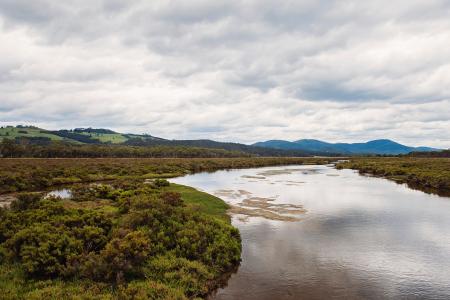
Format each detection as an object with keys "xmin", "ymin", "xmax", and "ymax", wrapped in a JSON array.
[
  {"xmin": 171, "ymin": 165, "xmax": 450, "ymax": 299},
  {"xmin": 45, "ymin": 188, "xmax": 72, "ymax": 199}
]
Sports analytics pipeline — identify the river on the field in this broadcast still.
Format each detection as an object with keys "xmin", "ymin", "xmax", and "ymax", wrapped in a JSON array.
[{"xmin": 171, "ymin": 164, "xmax": 450, "ymax": 299}]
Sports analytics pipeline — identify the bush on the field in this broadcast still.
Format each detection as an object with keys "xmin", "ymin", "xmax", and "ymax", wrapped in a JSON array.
[
  {"xmin": 117, "ymin": 280, "xmax": 186, "ymax": 300},
  {"xmin": 6, "ymin": 224, "xmax": 82, "ymax": 277},
  {"xmin": 154, "ymin": 179, "xmax": 170, "ymax": 187},
  {"xmin": 161, "ymin": 192, "xmax": 183, "ymax": 207},
  {"xmin": 10, "ymin": 193, "xmax": 41, "ymax": 211},
  {"xmin": 81, "ymin": 231, "xmax": 151, "ymax": 283},
  {"xmin": 144, "ymin": 255, "xmax": 214, "ymax": 297}
]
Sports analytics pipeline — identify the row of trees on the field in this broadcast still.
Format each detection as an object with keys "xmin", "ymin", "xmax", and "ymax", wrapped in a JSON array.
[
  {"xmin": 0, "ymin": 139, "xmax": 250, "ymax": 158},
  {"xmin": 407, "ymin": 149, "xmax": 450, "ymax": 158}
]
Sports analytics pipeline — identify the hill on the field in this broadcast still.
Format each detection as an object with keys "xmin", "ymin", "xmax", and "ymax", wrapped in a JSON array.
[
  {"xmin": 0, "ymin": 126, "xmax": 318, "ymax": 157},
  {"xmin": 253, "ymin": 138, "xmax": 440, "ymax": 155}
]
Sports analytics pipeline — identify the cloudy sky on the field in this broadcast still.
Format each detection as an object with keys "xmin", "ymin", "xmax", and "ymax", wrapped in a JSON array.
[{"xmin": 0, "ymin": 0, "xmax": 449, "ymax": 147}]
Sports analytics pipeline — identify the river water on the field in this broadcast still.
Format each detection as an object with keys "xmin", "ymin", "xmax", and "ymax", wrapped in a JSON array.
[{"xmin": 171, "ymin": 165, "xmax": 450, "ymax": 300}]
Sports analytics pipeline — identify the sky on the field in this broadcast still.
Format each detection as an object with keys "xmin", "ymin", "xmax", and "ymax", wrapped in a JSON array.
[{"xmin": 0, "ymin": 0, "xmax": 449, "ymax": 147}]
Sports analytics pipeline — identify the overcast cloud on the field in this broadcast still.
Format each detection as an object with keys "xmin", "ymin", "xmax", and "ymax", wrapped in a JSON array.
[{"xmin": 0, "ymin": 0, "xmax": 449, "ymax": 147}]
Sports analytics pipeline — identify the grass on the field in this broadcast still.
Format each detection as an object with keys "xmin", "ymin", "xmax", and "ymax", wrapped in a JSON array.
[
  {"xmin": 78, "ymin": 132, "xmax": 128, "ymax": 144},
  {"xmin": 0, "ymin": 127, "xmax": 64, "ymax": 141},
  {"xmin": 165, "ymin": 183, "xmax": 230, "ymax": 221},
  {"xmin": 0, "ymin": 127, "xmax": 130, "ymax": 144}
]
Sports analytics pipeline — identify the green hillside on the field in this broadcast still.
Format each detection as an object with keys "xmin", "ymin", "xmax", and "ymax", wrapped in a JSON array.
[
  {"xmin": 0, "ymin": 126, "xmax": 155, "ymax": 145},
  {"xmin": 0, "ymin": 126, "xmax": 65, "ymax": 141},
  {"xmin": 77, "ymin": 131, "xmax": 128, "ymax": 144}
]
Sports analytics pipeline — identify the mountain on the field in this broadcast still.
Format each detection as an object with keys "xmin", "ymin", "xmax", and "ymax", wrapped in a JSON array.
[
  {"xmin": 2, "ymin": 125, "xmax": 438, "ymax": 156},
  {"xmin": 0, "ymin": 125, "xmax": 318, "ymax": 157},
  {"xmin": 253, "ymin": 138, "xmax": 440, "ymax": 155}
]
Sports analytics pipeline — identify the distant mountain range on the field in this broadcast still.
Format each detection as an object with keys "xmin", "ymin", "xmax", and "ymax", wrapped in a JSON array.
[
  {"xmin": 253, "ymin": 139, "xmax": 439, "ymax": 155},
  {"xmin": 0, "ymin": 126, "xmax": 315, "ymax": 157},
  {"xmin": 0, "ymin": 126, "xmax": 441, "ymax": 156}
]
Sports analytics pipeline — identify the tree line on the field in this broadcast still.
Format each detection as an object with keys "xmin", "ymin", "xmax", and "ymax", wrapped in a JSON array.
[{"xmin": 0, "ymin": 138, "xmax": 251, "ymax": 158}]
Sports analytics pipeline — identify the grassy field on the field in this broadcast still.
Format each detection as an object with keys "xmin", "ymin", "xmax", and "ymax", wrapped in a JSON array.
[
  {"xmin": 337, "ymin": 157, "xmax": 450, "ymax": 196},
  {"xmin": 78, "ymin": 132, "xmax": 128, "ymax": 144},
  {"xmin": 0, "ymin": 127, "xmax": 128, "ymax": 144},
  {"xmin": 0, "ymin": 127, "xmax": 64, "ymax": 141}
]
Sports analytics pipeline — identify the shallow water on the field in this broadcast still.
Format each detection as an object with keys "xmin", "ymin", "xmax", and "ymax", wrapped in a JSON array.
[
  {"xmin": 171, "ymin": 165, "xmax": 450, "ymax": 300},
  {"xmin": 45, "ymin": 188, "xmax": 72, "ymax": 199}
]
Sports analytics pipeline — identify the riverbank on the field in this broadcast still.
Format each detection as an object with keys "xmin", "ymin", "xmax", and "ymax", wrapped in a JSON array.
[
  {"xmin": 0, "ymin": 179, "xmax": 239, "ymax": 299},
  {"xmin": 336, "ymin": 157, "xmax": 450, "ymax": 196}
]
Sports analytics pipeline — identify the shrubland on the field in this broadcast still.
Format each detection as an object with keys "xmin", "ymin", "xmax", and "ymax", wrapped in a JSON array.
[{"xmin": 0, "ymin": 180, "xmax": 240, "ymax": 299}]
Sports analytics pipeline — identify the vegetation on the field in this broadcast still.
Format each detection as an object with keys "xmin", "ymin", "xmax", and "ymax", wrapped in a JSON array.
[
  {"xmin": 1, "ymin": 156, "xmax": 333, "ymax": 298},
  {"xmin": 0, "ymin": 156, "xmax": 333, "ymax": 298},
  {"xmin": 0, "ymin": 157, "xmax": 330, "ymax": 194},
  {"xmin": 407, "ymin": 149, "xmax": 450, "ymax": 158},
  {"xmin": 0, "ymin": 126, "xmax": 65, "ymax": 142},
  {"xmin": 0, "ymin": 179, "xmax": 240, "ymax": 299},
  {"xmin": 164, "ymin": 184, "xmax": 230, "ymax": 221},
  {"xmin": 336, "ymin": 157, "xmax": 450, "ymax": 196}
]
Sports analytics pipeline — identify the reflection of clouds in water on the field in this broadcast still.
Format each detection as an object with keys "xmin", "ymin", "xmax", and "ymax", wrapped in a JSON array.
[
  {"xmin": 172, "ymin": 165, "xmax": 450, "ymax": 299},
  {"xmin": 257, "ymin": 168, "xmax": 321, "ymax": 177}
]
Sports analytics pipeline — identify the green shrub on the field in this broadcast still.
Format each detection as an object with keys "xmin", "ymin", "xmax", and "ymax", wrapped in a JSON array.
[
  {"xmin": 118, "ymin": 281, "xmax": 187, "ymax": 300},
  {"xmin": 10, "ymin": 193, "xmax": 41, "ymax": 211},
  {"xmin": 6, "ymin": 224, "xmax": 82, "ymax": 277},
  {"xmin": 144, "ymin": 255, "xmax": 214, "ymax": 297}
]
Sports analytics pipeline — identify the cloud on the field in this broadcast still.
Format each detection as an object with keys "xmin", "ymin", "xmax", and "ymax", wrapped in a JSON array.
[{"xmin": 0, "ymin": 0, "xmax": 449, "ymax": 147}]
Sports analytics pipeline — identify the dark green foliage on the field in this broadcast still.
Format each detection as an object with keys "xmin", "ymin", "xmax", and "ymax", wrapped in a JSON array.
[
  {"xmin": 0, "ymin": 179, "xmax": 242, "ymax": 298},
  {"xmin": 154, "ymin": 178, "xmax": 170, "ymax": 187},
  {"xmin": 0, "ymin": 139, "xmax": 251, "ymax": 158},
  {"xmin": 407, "ymin": 149, "xmax": 450, "ymax": 158},
  {"xmin": 81, "ymin": 230, "xmax": 152, "ymax": 283},
  {"xmin": 10, "ymin": 193, "xmax": 41, "ymax": 211},
  {"xmin": 50, "ymin": 130, "xmax": 101, "ymax": 144},
  {"xmin": 74, "ymin": 128, "xmax": 117, "ymax": 134}
]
